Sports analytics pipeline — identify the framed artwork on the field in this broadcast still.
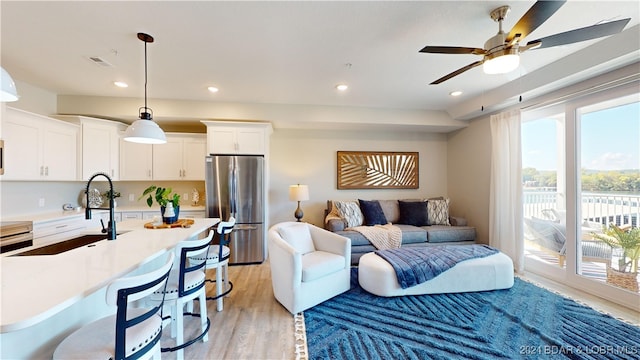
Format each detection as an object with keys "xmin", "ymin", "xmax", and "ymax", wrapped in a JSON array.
[{"xmin": 337, "ymin": 151, "xmax": 418, "ymax": 189}]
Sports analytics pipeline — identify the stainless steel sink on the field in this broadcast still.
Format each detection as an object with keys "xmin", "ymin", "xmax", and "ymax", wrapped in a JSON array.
[{"xmin": 13, "ymin": 234, "xmax": 108, "ymax": 256}]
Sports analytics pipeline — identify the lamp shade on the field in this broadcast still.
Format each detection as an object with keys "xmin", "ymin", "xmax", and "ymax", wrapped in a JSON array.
[
  {"xmin": 289, "ymin": 184, "xmax": 309, "ymax": 202},
  {"xmin": 123, "ymin": 119, "xmax": 167, "ymax": 144},
  {"xmin": 1, "ymin": 67, "xmax": 19, "ymax": 102}
]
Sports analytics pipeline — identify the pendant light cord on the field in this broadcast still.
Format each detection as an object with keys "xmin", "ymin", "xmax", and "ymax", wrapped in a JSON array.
[{"xmin": 144, "ymin": 39, "xmax": 148, "ymax": 111}]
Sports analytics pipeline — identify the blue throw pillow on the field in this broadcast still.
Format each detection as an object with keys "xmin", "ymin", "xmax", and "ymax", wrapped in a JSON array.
[
  {"xmin": 358, "ymin": 199, "xmax": 388, "ymax": 226},
  {"xmin": 398, "ymin": 200, "xmax": 429, "ymax": 226}
]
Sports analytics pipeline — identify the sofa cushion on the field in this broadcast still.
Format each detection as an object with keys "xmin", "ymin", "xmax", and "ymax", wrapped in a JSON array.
[
  {"xmin": 378, "ymin": 200, "xmax": 400, "ymax": 223},
  {"xmin": 398, "ymin": 200, "xmax": 429, "ymax": 226},
  {"xmin": 425, "ymin": 225, "xmax": 476, "ymax": 243},
  {"xmin": 301, "ymin": 251, "xmax": 345, "ymax": 282},
  {"xmin": 333, "ymin": 201, "xmax": 364, "ymax": 228},
  {"xmin": 395, "ymin": 224, "xmax": 428, "ymax": 244},
  {"xmin": 337, "ymin": 225, "xmax": 426, "ymax": 246},
  {"xmin": 277, "ymin": 223, "xmax": 315, "ymax": 254},
  {"xmin": 427, "ymin": 198, "xmax": 450, "ymax": 226},
  {"xmin": 358, "ymin": 199, "xmax": 388, "ymax": 226}
]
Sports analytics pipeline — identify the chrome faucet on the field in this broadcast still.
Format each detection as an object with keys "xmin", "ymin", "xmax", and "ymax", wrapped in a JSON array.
[{"xmin": 85, "ymin": 172, "xmax": 117, "ymax": 240}]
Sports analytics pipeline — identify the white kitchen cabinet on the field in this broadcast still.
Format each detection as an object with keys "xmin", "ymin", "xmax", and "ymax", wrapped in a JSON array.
[
  {"xmin": 180, "ymin": 211, "xmax": 206, "ymax": 219},
  {"xmin": 33, "ymin": 215, "xmax": 86, "ymax": 247},
  {"xmin": 2, "ymin": 107, "xmax": 78, "ymax": 181},
  {"xmin": 120, "ymin": 211, "xmax": 143, "ymax": 221},
  {"xmin": 152, "ymin": 133, "xmax": 206, "ymax": 180},
  {"xmin": 142, "ymin": 212, "xmax": 158, "ymax": 220},
  {"xmin": 119, "ymin": 140, "xmax": 153, "ymax": 180},
  {"xmin": 54, "ymin": 115, "xmax": 126, "ymax": 181},
  {"xmin": 201, "ymin": 121, "xmax": 272, "ymax": 155}
]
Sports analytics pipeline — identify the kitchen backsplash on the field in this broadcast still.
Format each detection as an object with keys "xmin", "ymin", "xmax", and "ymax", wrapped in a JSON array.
[{"xmin": 0, "ymin": 180, "xmax": 205, "ymax": 218}]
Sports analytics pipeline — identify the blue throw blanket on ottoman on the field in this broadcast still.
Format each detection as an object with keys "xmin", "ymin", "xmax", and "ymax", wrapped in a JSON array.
[{"xmin": 375, "ymin": 245, "xmax": 499, "ymax": 289}]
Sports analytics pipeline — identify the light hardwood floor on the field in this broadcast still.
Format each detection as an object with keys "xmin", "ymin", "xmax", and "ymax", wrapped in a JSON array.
[{"xmin": 168, "ymin": 260, "xmax": 639, "ymax": 360}]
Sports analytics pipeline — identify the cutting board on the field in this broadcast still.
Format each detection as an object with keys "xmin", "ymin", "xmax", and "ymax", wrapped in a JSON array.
[{"xmin": 144, "ymin": 219, "xmax": 194, "ymax": 229}]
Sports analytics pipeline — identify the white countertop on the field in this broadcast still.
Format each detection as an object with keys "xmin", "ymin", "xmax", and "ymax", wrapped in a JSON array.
[{"xmin": 0, "ymin": 218, "xmax": 218, "ymax": 332}]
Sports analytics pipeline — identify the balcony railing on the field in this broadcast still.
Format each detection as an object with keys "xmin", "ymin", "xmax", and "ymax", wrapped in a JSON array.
[{"xmin": 523, "ymin": 190, "xmax": 640, "ymax": 228}]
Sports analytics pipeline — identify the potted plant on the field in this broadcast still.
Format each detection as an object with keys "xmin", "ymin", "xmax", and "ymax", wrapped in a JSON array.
[
  {"xmin": 592, "ymin": 223, "xmax": 640, "ymax": 291},
  {"xmin": 102, "ymin": 190, "xmax": 121, "ymax": 207},
  {"xmin": 140, "ymin": 185, "xmax": 181, "ymax": 224}
]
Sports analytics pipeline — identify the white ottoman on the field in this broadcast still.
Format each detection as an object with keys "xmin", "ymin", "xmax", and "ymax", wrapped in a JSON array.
[{"xmin": 358, "ymin": 251, "xmax": 514, "ymax": 297}]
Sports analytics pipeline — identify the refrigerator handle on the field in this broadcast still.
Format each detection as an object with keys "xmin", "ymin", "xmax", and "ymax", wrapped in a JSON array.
[
  {"xmin": 235, "ymin": 224, "xmax": 259, "ymax": 231},
  {"xmin": 229, "ymin": 156, "xmax": 238, "ymax": 218}
]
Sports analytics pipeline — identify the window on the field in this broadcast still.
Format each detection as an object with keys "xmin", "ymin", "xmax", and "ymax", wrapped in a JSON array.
[{"xmin": 522, "ymin": 84, "xmax": 639, "ymax": 308}]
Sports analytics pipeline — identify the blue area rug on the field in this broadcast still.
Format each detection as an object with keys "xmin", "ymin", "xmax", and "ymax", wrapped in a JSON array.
[{"xmin": 305, "ymin": 269, "xmax": 640, "ymax": 360}]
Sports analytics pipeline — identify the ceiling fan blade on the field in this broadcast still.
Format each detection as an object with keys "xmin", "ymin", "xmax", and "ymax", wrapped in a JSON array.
[
  {"xmin": 430, "ymin": 60, "xmax": 484, "ymax": 85},
  {"xmin": 506, "ymin": 0, "xmax": 566, "ymax": 44},
  {"xmin": 527, "ymin": 18, "xmax": 631, "ymax": 50},
  {"xmin": 419, "ymin": 46, "xmax": 485, "ymax": 55}
]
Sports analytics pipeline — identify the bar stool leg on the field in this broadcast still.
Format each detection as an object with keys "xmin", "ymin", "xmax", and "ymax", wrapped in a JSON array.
[{"xmin": 216, "ymin": 266, "xmax": 224, "ymax": 311}]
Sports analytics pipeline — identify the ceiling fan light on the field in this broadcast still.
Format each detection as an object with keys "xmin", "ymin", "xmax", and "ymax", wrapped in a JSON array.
[
  {"xmin": 483, "ymin": 53, "xmax": 520, "ymax": 74},
  {"xmin": 123, "ymin": 119, "xmax": 167, "ymax": 144},
  {"xmin": 1, "ymin": 67, "xmax": 19, "ymax": 102}
]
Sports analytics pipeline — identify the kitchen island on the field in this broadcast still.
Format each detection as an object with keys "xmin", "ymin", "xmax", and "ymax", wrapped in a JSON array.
[{"xmin": 0, "ymin": 217, "xmax": 218, "ymax": 359}]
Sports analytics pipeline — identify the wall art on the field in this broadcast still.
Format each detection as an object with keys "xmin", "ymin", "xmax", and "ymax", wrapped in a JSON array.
[{"xmin": 337, "ymin": 151, "xmax": 418, "ymax": 189}]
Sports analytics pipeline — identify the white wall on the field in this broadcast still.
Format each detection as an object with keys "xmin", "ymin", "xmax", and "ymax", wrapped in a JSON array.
[
  {"xmin": 7, "ymin": 80, "xmax": 57, "ymax": 116},
  {"xmin": 447, "ymin": 116, "xmax": 491, "ymax": 244},
  {"xmin": 268, "ymin": 128, "xmax": 449, "ymax": 228}
]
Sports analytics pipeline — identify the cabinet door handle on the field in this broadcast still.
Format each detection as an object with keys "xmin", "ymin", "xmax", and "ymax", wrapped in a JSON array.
[
  {"xmin": 148, "ymin": 169, "xmax": 152, "ymax": 178},
  {"xmin": 40, "ymin": 166, "xmax": 44, "ymax": 176},
  {"xmin": 45, "ymin": 166, "xmax": 49, "ymax": 176}
]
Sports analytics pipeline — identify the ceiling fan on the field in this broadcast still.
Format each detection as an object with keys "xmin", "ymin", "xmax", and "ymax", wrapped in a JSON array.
[{"xmin": 420, "ymin": 0, "xmax": 631, "ymax": 85}]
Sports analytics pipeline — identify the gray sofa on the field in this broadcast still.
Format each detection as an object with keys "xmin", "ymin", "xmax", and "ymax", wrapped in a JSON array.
[{"xmin": 324, "ymin": 199, "xmax": 476, "ymax": 264}]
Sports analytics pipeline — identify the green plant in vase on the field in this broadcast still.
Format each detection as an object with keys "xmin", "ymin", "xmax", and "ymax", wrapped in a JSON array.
[
  {"xmin": 140, "ymin": 186, "xmax": 181, "ymax": 224},
  {"xmin": 102, "ymin": 190, "xmax": 121, "ymax": 207}
]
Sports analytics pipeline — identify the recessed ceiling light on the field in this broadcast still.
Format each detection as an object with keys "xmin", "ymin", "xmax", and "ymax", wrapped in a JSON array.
[
  {"xmin": 449, "ymin": 90, "xmax": 462, "ymax": 97},
  {"xmin": 114, "ymin": 81, "xmax": 128, "ymax": 88},
  {"xmin": 336, "ymin": 84, "xmax": 348, "ymax": 91},
  {"xmin": 207, "ymin": 86, "xmax": 219, "ymax": 93}
]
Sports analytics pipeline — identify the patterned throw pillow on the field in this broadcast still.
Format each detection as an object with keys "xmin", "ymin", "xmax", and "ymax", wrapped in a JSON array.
[
  {"xmin": 333, "ymin": 201, "xmax": 364, "ymax": 229},
  {"xmin": 427, "ymin": 198, "xmax": 450, "ymax": 226}
]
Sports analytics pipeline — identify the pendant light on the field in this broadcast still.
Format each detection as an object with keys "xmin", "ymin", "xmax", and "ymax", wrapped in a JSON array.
[
  {"xmin": 123, "ymin": 33, "xmax": 166, "ymax": 144},
  {"xmin": 0, "ymin": 67, "xmax": 19, "ymax": 102}
]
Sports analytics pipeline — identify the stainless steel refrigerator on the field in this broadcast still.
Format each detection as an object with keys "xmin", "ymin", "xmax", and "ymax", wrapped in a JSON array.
[{"xmin": 205, "ymin": 155, "xmax": 265, "ymax": 264}]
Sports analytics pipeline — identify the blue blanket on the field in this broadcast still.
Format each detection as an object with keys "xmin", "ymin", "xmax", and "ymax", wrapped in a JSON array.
[{"xmin": 375, "ymin": 245, "xmax": 499, "ymax": 289}]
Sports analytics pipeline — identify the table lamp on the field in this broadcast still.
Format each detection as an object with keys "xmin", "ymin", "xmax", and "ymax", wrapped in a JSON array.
[{"xmin": 289, "ymin": 184, "xmax": 309, "ymax": 222}]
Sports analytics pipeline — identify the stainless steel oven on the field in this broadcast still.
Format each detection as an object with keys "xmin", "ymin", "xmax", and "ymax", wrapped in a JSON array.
[{"xmin": 0, "ymin": 221, "xmax": 33, "ymax": 253}]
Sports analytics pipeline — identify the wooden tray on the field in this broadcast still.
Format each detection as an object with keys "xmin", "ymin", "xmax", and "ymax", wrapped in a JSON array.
[{"xmin": 144, "ymin": 219, "xmax": 194, "ymax": 229}]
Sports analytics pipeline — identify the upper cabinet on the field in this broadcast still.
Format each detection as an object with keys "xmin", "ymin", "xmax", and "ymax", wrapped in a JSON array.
[
  {"xmin": 2, "ymin": 107, "xmax": 78, "ymax": 180},
  {"xmin": 119, "ymin": 140, "xmax": 153, "ymax": 181},
  {"xmin": 201, "ymin": 121, "xmax": 272, "ymax": 155},
  {"xmin": 120, "ymin": 133, "xmax": 205, "ymax": 181},
  {"xmin": 53, "ymin": 115, "xmax": 126, "ymax": 181},
  {"xmin": 152, "ymin": 133, "xmax": 206, "ymax": 180}
]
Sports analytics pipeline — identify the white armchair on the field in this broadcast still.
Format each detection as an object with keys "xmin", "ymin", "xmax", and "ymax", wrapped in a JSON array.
[{"xmin": 268, "ymin": 222, "xmax": 351, "ymax": 314}]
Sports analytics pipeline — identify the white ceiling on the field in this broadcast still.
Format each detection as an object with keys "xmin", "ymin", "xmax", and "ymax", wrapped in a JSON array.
[{"xmin": 1, "ymin": 1, "xmax": 639, "ymax": 125}]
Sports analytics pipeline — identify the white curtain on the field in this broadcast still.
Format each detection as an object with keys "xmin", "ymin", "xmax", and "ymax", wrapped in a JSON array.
[{"xmin": 489, "ymin": 109, "xmax": 524, "ymax": 273}]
